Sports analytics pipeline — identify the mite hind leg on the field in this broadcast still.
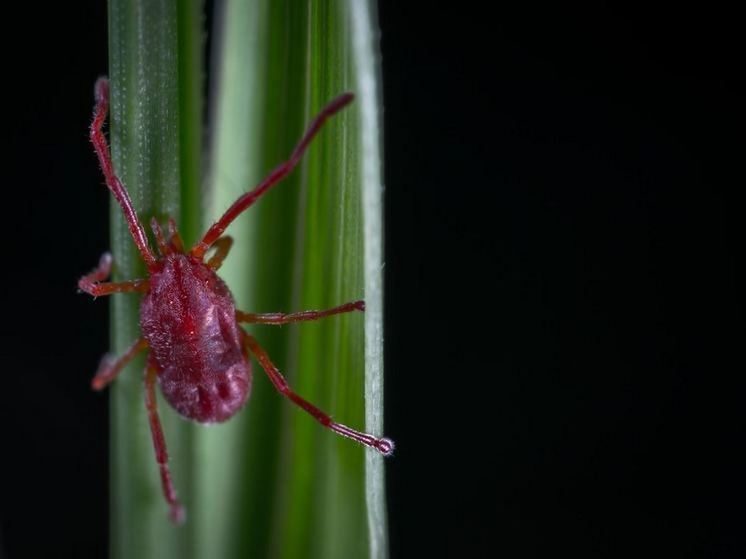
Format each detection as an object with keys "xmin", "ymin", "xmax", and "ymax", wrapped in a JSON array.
[
  {"xmin": 236, "ymin": 300, "xmax": 364, "ymax": 325},
  {"xmin": 78, "ymin": 252, "xmax": 149, "ymax": 296},
  {"xmin": 91, "ymin": 337, "xmax": 148, "ymax": 390},
  {"xmin": 144, "ymin": 359, "xmax": 185, "ymax": 524},
  {"xmin": 241, "ymin": 332, "xmax": 394, "ymax": 455}
]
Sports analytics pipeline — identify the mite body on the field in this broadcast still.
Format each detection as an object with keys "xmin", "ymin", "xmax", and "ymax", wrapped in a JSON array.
[
  {"xmin": 141, "ymin": 252, "xmax": 250, "ymax": 424},
  {"xmin": 80, "ymin": 77, "xmax": 393, "ymax": 523}
]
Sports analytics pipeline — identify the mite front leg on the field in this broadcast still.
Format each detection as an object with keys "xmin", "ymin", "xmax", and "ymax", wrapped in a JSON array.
[
  {"xmin": 242, "ymin": 332, "xmax": 394, "ymax": 455},
  {"xmin": 167, "ymin": 218, "xmax": 185, "ymax": 254},
  {"xmin": 144, "ymin": 360, "xmax": 185, "ymax": 524},
  {"xmin": 78, "ymin": 252, "xmax": 149, "ymax": 296},
  {"xmin": 206, "ymin": 236, "xmax": 234, "ymax": 270},
  {"xmin": 91, "ymin": 337, "xmax": 148, "ymax": 390},
  {"xmin": 191, "ymin": 92, "xmax": 355, "ymax": 260},
  {"xmin": 150, "ymin": 218, "xmax": 171, "ymax": 256},
  {"xmin": 236, "ymin": 300, "xmax": 364, "ymax": 325},
  {"xmin": 90, "ymin": 78, "xmax": 157, "ymax": 268}
]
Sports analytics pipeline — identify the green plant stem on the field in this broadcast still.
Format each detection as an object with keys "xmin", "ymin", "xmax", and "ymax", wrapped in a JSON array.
[{"xmin": 107, "ymin": 1, "xmax": 202, "ymax": 557}]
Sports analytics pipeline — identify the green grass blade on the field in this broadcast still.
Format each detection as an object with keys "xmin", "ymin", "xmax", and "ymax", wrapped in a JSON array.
[
  {"xmin": 104, "ymin": 0, "xmax": 385, "ymax": 556},
  {"xmin": 204, "ymin": 1, "xmax": 388, "ymax": 558},
  {"xmin": 177, "ymin": 0, "xmax": 206, "ymax": 249},
  {"xmin": 107, "ymin": 1, "xmax": 202, "ymax": 557},
  {"xmin": 349, "ymin": 2, "xmax": 389, "ymax": 557},
  {"xmin": 193, "ymin": 1, "xmax": 274, "ymax": 557}
]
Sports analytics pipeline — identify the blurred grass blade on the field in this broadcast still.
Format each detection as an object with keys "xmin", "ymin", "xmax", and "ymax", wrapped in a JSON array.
[
  {"xmin": 203, "ymin": 1, "xmax": 388, "ymax": 558},
  {"xmin": 107, "ymin": 0, "xmax": 202, "ymax": 557}
]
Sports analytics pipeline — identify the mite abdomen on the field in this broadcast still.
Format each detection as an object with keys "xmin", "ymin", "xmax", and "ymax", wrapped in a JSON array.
[{"xmin": 159, "ymin": 360, "xmax": 251, "ymax": 423}]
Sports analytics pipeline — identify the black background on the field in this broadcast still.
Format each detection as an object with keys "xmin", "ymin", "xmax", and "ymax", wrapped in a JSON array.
[{"xmin": 1, "ymin": 2, "xmax": 742, "ymax": 558}]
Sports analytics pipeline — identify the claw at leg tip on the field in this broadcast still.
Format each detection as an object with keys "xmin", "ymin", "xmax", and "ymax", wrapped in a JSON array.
[
  {"xmin": 170, "ymin": 504, "xmax": 186, "ymax": 525},
  {"xmin": 377, "ymin": 437, "xmax": 395, "ymax": 456}
]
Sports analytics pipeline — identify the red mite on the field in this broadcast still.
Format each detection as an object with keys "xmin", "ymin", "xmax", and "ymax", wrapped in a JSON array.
[{"xmin": 80, "ymin": 77, "xmax": 394, "ymax": 523}]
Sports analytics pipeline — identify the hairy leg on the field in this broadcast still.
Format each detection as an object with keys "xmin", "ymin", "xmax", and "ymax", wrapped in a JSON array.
[
  {"xmin": 236, "ymin": 300, "xmax": 364, "ymax": 325},
  {"xmin": 144, "ymin": 360, "xmax": 185, "ymax": 524},
  {"xmin": 91, "ymin": 337, "xmax": 148, "ymax": 390},
  {"xmin": 167, "ymin": 218, "xmax": 185, "ymax": 253},
  {"xmin": 191, "ymin": 93, "xmax": 354, "ymax": 259},
  {"xmin": 242, "ymin": 331, "xmax": 393, "ymax": 455},
  {"xmin": 150, "ymin": 218, "xmax": 170, "ymax": 256},
  {"xmin": 90, "ymin": 78, "xmax": 157, "ymax": 268},
  {"xmin": 206, "ymin": 236, "xmax": 233, "ymax": 270},
  {"xmin": 78, "ymin": 252, "xmax": 149, "ymax": 296}
]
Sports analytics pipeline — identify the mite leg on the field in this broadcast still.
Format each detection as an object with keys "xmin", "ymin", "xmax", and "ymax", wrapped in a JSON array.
[
  {"xmin": 78, "ymin": 252, "xmax": 149, "ymax": 296},
  {"xmin": 191, "ymin": 92, "xmax": 355, "ymax": 259},
  {"xmin": 242, "ymin": 332, "xmax": 394, "ymax": 455},
  {"xmin": 167, "ymin": 218, "xmax": 185, "ymax": 253},
  {"xmin": 150, "ymin": 218, "xmax": 170, "ymax": 256},
  {"xmin": 90, "ymin": 78, "xmax": 157, "ymax": 269},
  {"xmin": 91, "ymin": 337, "xmax": 148, "ymax": 390},
  {"xmin": 144, "ymin": 360, "xmax": 185, "ymax": 524},
  {"xmin": 236, "ymin": 300, "xmax": 364, "ymax": 325},
  {"xmin": 206, "ymin": 236, "xmax": 234, "ymax": 270}
]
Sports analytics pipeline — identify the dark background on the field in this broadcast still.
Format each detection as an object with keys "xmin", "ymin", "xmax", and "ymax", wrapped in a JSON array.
[{"xmin": 1, "ymin": 2, "xmax": 742, "ymax": 558}]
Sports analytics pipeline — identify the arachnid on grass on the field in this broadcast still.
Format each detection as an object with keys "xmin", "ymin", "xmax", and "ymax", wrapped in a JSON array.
[{"xmin": 80, "ymin": 77, "xmax": 394, "ymax": 523}]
